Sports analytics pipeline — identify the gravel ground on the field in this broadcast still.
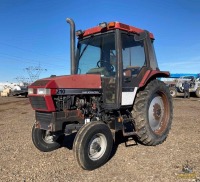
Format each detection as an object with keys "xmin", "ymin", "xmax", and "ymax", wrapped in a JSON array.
[{"xmin": 0, "ymin": 96, "xmax": 200, "ymax": 182}]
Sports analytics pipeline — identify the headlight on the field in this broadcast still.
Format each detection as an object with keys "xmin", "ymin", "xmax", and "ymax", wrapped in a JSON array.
[
  {"xmin": 28, "ymin": 88, "xmax": 33, "ymax": 94},
  {"xmin": 37, "ymin": 88, "xmax": 50, "ymax": 95}
]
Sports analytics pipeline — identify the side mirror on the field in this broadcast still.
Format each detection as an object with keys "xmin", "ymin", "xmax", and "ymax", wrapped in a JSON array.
[{"xmin": 134, "ymin": 31, "xmax": 147, "ymax": 41}]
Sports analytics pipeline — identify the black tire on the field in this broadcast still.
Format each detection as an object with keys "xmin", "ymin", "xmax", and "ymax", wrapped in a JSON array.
[
  {"xmin": 73, "ymin": 121, "xmax": 113, "ymax": 170},
  {"xmin": 32, "ymin": 125, "xmax": 63, "ymax": 152},
  {"xmin": 25, "ymin": 92, "xmax": 28, "ymax": 98},
  {"xmin": 169, "ymin": 87, "xmax": 177, "ymax": 98},
  {"xmin": 195, "ymin": 87, "xmax": 200, "ymax": 98},
  {"xmin": 132, "ymin": 79, "xmax": 173, "ymax": 146}
]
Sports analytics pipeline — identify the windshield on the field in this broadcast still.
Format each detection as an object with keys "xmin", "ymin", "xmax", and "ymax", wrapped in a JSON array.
[{"xmin": 76, "ymin": 32, "xmax": 116, "ymax": 77}]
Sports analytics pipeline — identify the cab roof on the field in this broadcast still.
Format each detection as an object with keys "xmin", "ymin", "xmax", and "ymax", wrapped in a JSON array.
[{"xmin": 78, "ymin": 21, "xmax": 154, "ymax": 39}]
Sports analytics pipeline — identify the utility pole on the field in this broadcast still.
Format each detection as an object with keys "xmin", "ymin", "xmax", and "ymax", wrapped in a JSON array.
[
  {"xmin": 25, "ymin": 66, "xmax": 47, "ymax": 83},
  {"xmin": 15, "ymin": 76, "xmax": 30, "ymax": 84}
]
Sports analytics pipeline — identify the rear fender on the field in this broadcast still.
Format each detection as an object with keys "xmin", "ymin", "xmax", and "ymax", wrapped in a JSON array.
[{"xmin": 139, "ymin": 70, "xmax": 170, "ymax": 88}]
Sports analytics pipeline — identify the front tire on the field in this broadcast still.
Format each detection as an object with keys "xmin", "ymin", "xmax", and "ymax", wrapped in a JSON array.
[
  {"xmin": 195, "ymin": 87, "xmax": 200, "ymax": 98},
  {"xmin": 73, "ymin": 121, "xmax": 113, "ymax": 170},
  {"xmin": 132, "ymin": 80, "xmax": 173, "ymax": 146},
  {"xmin": 32, "ymin": 125, "xmax": 63, "ymax": 152}
]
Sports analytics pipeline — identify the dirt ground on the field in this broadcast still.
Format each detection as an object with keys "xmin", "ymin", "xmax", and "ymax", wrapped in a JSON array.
[{"xmin": 0, "ymin": 96, "xmax": 200, "ymax": 182}]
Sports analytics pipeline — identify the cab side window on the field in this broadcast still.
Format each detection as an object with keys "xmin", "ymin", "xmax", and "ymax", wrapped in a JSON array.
[{"xmin": 122, "ymin": 33, "xmax": 145, "ymax": 77}]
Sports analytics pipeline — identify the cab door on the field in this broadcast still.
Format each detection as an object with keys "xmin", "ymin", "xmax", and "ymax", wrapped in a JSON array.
[{"xmin": 121, "ymin": 32, "xmax": 147, "ymax": 106}]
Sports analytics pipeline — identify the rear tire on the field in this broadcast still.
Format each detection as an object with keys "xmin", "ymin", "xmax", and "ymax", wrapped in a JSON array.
[
  {"xmin": 169, "ymin": 87, "xmax": 177, "ymax": 98},
  {"xmin": 25, "ymin": 92, "xmax": 28, "ymax": 98},
  {"xmin": 132, "ymin": 80, "xmax": 173, "ymax": 146},
  {"xmin": 32, "ymin": 125, "xmax": 63, "ymax": 152},
  {"xmin": 73, "ymin": 121, "xmax": 113, "ymax": 170},
  {"xmin": 195, "ymin": 87, "xmax": 200, "ymax": 98}
]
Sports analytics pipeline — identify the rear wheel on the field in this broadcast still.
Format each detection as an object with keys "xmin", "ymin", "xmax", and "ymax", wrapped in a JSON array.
[
  {"xmin": 132, "ymin": 80, "xmax": 173, "ymax": 146},
  {"xmin": 169, "ymin": 87, "xmax": 177, "ymax": 98},
  {"xmin": 195, "ymin": 87, "xmax": 200, "ymax": 98},
  {"xmin": 73, "ymin": 121, "xmax": 113, "ymax": 170},
  {"xmin": 32, "ymin": 124, "xmax": 63, "ymax": 152}
]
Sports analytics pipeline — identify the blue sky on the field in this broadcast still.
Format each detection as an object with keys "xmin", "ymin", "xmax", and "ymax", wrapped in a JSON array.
[{"xmin": 0, "ymin": 0, "xmax": 200, "ymax": 82}]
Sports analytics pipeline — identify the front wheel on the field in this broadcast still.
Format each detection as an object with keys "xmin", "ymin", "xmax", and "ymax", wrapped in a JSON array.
[
  {"xmin": 132, "ymin": 80, "xmax": 173, "ymax": 146},
  {"xmin": 73, "ymin": 121, "xmax": 113, "ymax": 170},
  {"xmin": 32, "ymin": 124, "xmax": 63, "ymax": 152},
  {"xmin": 195, "ymin": 87, "xmax": 200, "ymax": 98}
]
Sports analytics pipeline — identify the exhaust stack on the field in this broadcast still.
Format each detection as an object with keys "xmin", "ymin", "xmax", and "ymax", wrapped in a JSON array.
[{"xmin": 66, "ymin": 18, "xmax": 76, "ymax": 75}]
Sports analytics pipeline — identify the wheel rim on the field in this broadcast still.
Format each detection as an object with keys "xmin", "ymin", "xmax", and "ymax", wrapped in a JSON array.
[
  {"xmin": 42, "ymin": 130, "xmax": 54, "ymax": 144},
  {"xmin": 148, "ymin": 93, "xmax": 169, "ymax": 135},
  {"xmin": 170, "ymin": 90, "xmax": 175, "ymax": 96},
  {"xmin": 88, "ymin": 133, "xmax": 107, "ymax": 161}
]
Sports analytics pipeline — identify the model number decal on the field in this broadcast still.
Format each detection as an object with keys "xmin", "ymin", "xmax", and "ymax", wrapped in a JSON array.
[
  {"xmin": 56, "ymin": 89, "xmax": 101, "ymax": 95},
  {"xmin": 56, "ymin": 89, "xmax": 66, "ymax": 95}
]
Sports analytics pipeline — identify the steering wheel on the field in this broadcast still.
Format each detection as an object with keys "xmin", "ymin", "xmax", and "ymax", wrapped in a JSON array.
[{"xmin": 97, "ymin": 60, "xmax": 114, "ymax": 72}]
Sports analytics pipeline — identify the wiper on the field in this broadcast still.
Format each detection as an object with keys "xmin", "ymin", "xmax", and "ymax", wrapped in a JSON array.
[{"xmin": 78, "ymin": 36, "xmax": 93, "ymax": 61}]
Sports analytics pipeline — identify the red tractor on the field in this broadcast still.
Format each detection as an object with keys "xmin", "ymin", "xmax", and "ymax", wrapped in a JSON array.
[{"xmin": 28, "ymin": 18, "xmax": 173, "ymax": 170}]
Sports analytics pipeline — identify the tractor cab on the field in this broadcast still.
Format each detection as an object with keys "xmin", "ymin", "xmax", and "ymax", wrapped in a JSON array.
[{"xmin": 73, "ymin": 20, "xmax": 168, "ymax": 109}]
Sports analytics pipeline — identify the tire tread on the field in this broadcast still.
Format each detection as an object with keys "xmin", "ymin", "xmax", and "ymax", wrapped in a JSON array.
[{"xmin": 132, "ymin": 79, "xmax": 173, "ymax": 146}]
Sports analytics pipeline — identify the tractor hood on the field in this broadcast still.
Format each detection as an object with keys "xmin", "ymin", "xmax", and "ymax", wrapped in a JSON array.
[{"xmin": 30, "ymin": 74, "xmax": 102, "ymax": 89}]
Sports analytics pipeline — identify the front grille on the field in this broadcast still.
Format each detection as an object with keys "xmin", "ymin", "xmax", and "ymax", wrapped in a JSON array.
[
  {"xmin": 36, "ymin": 111, "xmax": 52, "ymax": 122},
  {"xmin": 29, "ymin": 96, "xmax": 47, "ymax": 110},
  {"xmin": 36, "ymin": 112, "xmax": 53, "ymax": 130}
]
